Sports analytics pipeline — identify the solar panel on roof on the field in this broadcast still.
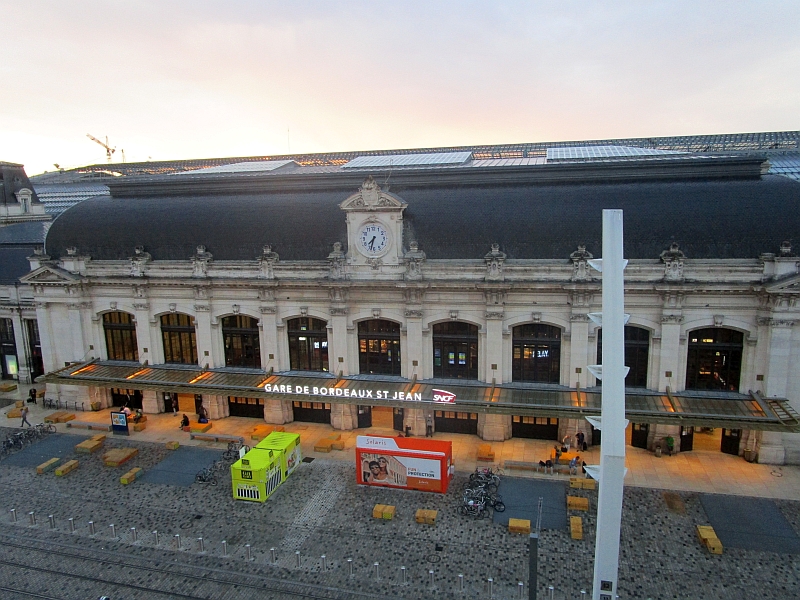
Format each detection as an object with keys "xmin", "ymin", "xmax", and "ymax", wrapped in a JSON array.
[
  {"xmin": 342, "ymin": 151, "xmax": 473, "ymax": 169},
  {"xmin": 171, "ymin": 160, "xmax": 296, "ymax": 175},
  {"xmin": 546, "ymin": 146, "xmax": 685, "ymax": 162}
]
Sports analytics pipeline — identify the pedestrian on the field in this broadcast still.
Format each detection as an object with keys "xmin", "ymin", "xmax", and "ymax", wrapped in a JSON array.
[
  {"xmin": 576, "ymin": 430, "xmax": 586, "ymax": 451},
  {"xmin": 569, "ymin": 455, "xmax": 580, "ymax": 475},
  {"xmin": 20, "ymin": 405, "xmax": 31, "ymax": 428},
  {"xmin": 425, "ymin": 414, "xmax": 433, "ymax": 437},
  {"xmin": 171, "ymin": 395, "xmax": 178, "ymax": 415},
  {"xmin": 28, "ymin": 388, "xmax": 37, "ymax": 405}
]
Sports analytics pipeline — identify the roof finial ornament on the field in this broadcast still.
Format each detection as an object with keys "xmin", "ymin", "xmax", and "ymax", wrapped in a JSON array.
[
  {"xmin": 660, "ymin": 242, "xmax": 685, "ymax": 282},
  {"xmin": 570, "ymin": 244, "xmax": 593, "ymax": 282}
]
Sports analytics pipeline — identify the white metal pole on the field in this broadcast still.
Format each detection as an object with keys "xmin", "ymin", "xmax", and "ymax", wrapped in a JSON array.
[{"xmin": 592, "ymin": 209, "xmax": 626, "ymax": 600}]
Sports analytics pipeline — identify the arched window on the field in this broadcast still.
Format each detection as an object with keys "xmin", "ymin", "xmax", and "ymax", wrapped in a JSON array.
[
  {"xmin": 287, "ymin": 317, "xmax": 329, "ymax": 371},
  {"xmin": 432, "ymin": 322, "xmax": 478, "ymax": 379},
  {"xmin": 0, "ymin": 318, "xmax": 18, "ymax": 379},
  {"xmin": 358, "ymin": 320, "xmax": 401, "ymax": 375},
  {"xmin": 103, "ymin": 312, "xmax": 138, "ymax": 362},
  {"xmin": 160, "ymin": 313, "xmax": 197, "ymax": 364},
  {"xmin": 512, "ymin": 324, "xmax": 561, "ymax": 383},
  {"xmin": 596, "ymin": 326, "xmax": 650, "ymax": 388},
  {"xmin": 222, "ymin": 316, "xmax": 261, "ymax": 369},
  {"xmin": 686, "ymin": 328, "xmax": 743, "ymax": 392}
]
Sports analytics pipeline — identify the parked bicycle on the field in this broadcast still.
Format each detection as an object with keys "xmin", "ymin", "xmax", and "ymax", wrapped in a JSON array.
[
  {"xmin": 222, "ymin": 440, "xmax": 244, "ymax": 461},
  {"xmin": 458, "ymin": 498, "xmax": 490, "ymax": 518},
  {"xmin": 463, "ymin": 487, "xmax": 505, "ymax": 512},
  {"xmin": 194, "ymin": 467, "xmax": 218, "ymax": 486}
]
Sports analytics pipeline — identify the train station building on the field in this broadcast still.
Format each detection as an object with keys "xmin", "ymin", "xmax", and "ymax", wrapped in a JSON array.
[{"xmin": 8, "ymin": 134, "xmax": 800, "ymax": 464}]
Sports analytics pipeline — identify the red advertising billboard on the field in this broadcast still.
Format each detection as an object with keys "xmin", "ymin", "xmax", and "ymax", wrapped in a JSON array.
[{"xmin": 355, "ymin": 435, "xmax": 454, "ymax": 494}]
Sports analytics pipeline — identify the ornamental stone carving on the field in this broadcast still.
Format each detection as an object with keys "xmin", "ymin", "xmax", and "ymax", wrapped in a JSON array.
[
  {"xmin": 485, "ymin": 311, "xmax": 505, "ymax": 320},
  {"xmin": 403, "ymin": 241, "xmax": 426, "ymax": 281},
  {"xmin": 713, "ymin": 315, "xmax": 724, "ymax": 327},
  {"xmin": 232, "ymin": 304, "xmax": 240, "ymax": 315},
  {"xmin": 660, "ymin": 242, "xmax": 685, "ymax": 282},
  {"xmin": 484, "ymin": 243, "xmax": 506, "ymax": 282},
  {"xmin": 327, "ymin": 242, "xmax": 347, "ymax": 280},
  {"xmin": 258, "ymin": 245, "xmax": 280, "ymax": 279},
  {"xmin": 328, "ymin": 287, "xmax": 348, "ymax": 304},
  {"xmin": 194, "ymin": 304, "xmax": 210, "ymax": 312},
  {"xmin": 169, "ymin": 303, "xmax": 177, "ymax": 313},
  {"xmin": 330, "ymin": 307, "xmax": 348, "ymax": 316},
  {"xmin": 757, "ymin": 317, "xmax": 796, "ymax": 328},
  {"xmin": 366, "ymin": 257, "xmax": 383, "ymax": 270},
  {"xmin": 109, "ymin": 301, "xmax": 117, "ymax": 310},
  {"xmin": 259, "ymin": 305, "xmax": 277, "ymax": 314},
  {"xmin": 570, "ymin": 314, "xmax": 590, "ymax": 322},
  {"xmin": 372, "ymin": 308, "xmax": 381, "ymax": 318},
  {"xmin": 531, "ymin": 312, "xmax": 542, "ymax": 323},
  {"xmin": 133, "ymin": 302, "xmax": 149, "ymax": 311},
  {"xmin": 570, "ymin": 245, "xmax": 594, "ymax": 281},
  {"xmin": 404, "ymin": 309, "xmax": 423, "ymax": 318},
  {"xmin": 257, "ymin": 287, "xmax": 275, "ymax": 302},
  {"xmin": 300, "ymin": 306, "xmax": 308, "ymax": 317},
  {"xmin": 191, "ymin": 245, "xmax": 213, "ymax": 277},
  {"xmin": 129, "ymin": 246, "xmax": 152, "ymax": 277},
  {"xmin": 450, "ymin": 310, "xmax": 459, "ymax": 320},
  {"xmin": 661, "ymin": 315, "xmax": 684, "ymax": 324},
  {"xmin": 339, "ymin": 176, "xmax": 406, "ymax": 211}
]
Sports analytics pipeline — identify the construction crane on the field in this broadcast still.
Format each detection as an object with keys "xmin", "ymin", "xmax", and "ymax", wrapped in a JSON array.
[{"xmin": 86, "ymin": 134, "xmax": 116, "ymax": 163}]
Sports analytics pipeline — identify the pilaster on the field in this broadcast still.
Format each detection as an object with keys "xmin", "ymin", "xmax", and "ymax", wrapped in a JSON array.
[
  {"xmin": 263, "ymin": 399, "xmax": 293, "ymax": 424},
  {"xmin": 141, "ymin": 389, "xmax": 160, "ymax": 414},
  {"xmin": 478, "ymin": 413, "xmax": 511, "ymax": 441},
  {"xmin": 484, "ymin": 311, "xmax": 504, "ymax": 384},
  {"xmin": 194, "ymin": 306, "xmax": 213, "ymax": 367},
  {"xmin": 330, "ymin": 403, "xmax": 358, "ymax": 430},
  {"xmin": 658, "ymin": 315, "xmax": 683, "ymax": 391},
  {"xmin": 569, "ymin": 314, "xmax": 590, "ymax": 388}
]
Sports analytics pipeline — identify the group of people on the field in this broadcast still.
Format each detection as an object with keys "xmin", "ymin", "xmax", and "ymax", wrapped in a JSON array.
[{"xmin": 121, "ymin": 404, "xmax": 144, "ymax": 423}]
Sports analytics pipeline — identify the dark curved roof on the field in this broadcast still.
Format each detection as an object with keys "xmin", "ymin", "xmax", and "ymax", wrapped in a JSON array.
[{"xmin": 46, "ymin": 175, "xmax": 800, "ymax": 261}]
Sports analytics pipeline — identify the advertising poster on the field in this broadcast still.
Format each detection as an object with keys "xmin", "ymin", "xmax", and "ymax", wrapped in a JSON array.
[{"xmin": 356, "ymin": 435, "xmax": 452, "ymax": 493}]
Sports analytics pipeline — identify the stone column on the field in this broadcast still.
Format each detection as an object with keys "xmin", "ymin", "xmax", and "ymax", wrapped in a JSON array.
[
  {"xmin": 484, "ymin": 311, "xmax": 504, "ymax": 384},
  {"xmin": 93, "ymin": 387, "xmax": 112, "ymax": 409},
  {"xmin": 403, "ymin": 310, "xmax": 423, "ymax": 380},
  {"xmin": 569, "ymin": 314, "xmax": 590, "ymax": 388},
  {"xmin": 263, "ymin": 399, "xmax": 293, "ymax": 424},
  {"xmin": 193, "ymin": 306, "xmax": 214, "ymax": 367},
  {"xmin": 329, "ymin": 308, "xmax": 349, "ymax": 376},
  {"xmin": 259, "ymin": 307, "xmax": 278, "ymax": 372},
  {"xmin": 203, "ymin": 395, "xmax": 227, "ymax": 420},
  {"xmin": 657, "ymin": 315, "xmax": 683, "ymax": 391},
  {"xmin": 403, "ymin": 407, "xmax": 427, "ymax": 436},
  {"xmin": 478, "ymin": 413, "xmax": 511, "ymax": 441},
  {"xmin": 141, "ymin": 389, "xmax": 160, "ymax": 414},
  {"xmin": 133, "ymin": 302, "xmax": 153, "ymax": 364},
  {"xmin": 330, "ymin": 403, "xmax": 358, "ymax": 430}
]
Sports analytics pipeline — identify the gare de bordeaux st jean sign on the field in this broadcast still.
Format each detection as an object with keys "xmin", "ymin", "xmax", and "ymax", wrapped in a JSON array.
[{"xmin": 263, "ymin": 383, "xmax": 457, "ymax": 404}]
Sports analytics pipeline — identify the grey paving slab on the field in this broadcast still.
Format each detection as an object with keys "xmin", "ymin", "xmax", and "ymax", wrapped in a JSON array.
[
  {"xmin": 492, "ymin": 476, "xmax": 567, "ymax": 530},
  {"xmin": 700, "ymin": 494, "xmax": 800, "ymax": 553},
  {"xmin": 1, "ymin": 433, "xmax": 78, "ymax": 468},
  {"xmin": 139, "ymin": 446, "xmax": 222, "ymax": 486}
]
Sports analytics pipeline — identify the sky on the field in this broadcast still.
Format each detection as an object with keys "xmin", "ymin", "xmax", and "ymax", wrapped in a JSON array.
[{"xmin": 2, "ymin": 1, "xmax": 799, "ymax": 176}]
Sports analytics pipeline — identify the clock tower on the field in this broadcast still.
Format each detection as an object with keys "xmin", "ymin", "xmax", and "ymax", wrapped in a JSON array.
[{"xmin": 340, "ymin": 176, "xmax": 407, "ymax": 272}]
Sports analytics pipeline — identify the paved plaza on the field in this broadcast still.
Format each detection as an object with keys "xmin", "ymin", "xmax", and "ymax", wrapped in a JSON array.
[{"xmin": 0, "ymin": 389, "xmax": 799, "ymax": 598}]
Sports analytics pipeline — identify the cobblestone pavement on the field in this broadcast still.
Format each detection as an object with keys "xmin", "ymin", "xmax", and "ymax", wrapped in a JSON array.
[{"xmin": 0, "ymin": 427, "xmax": 798, "ymax": 599}]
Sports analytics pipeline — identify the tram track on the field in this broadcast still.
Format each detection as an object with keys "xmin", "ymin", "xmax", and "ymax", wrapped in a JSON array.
[{"xmin": 0, "ymin": 529, "xmax": 393, "ymax": 600}]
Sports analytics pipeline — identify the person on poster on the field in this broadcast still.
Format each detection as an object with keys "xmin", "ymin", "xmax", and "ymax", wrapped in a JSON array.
[
  {"xmin": 369, "ymin": 461, "xmax": 388, "ymax": 483},
  {"xmin": 377, "ymin": 456, "xmax": 390, "ymax": 481}
]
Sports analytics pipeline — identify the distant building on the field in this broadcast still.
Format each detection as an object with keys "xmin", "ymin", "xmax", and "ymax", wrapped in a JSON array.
[{"xmin": 8, "ymin": 131, "xmax": 800, "ymax": 465}]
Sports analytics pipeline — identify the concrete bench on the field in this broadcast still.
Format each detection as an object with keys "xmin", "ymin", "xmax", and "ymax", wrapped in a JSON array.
[
  {"xmin": 45, "ymin": 411, "xmax": 76, "ymax": 424},
  {"xmin": 75, "ymin": 439, "xmax": 104, "ymax": 454},
  {"xmin": 570, "ymin": 516, "xmax": 583, "ymax": 540},
  {"xmin": 189, "ymin": 432, "xmax": 244, "ymax": 444},
  {"xmin": 120, "ymin": 467, "xmax": 144, "ymax": 485},
  {"xmin": 314, "ymin": 438, "xmax": 334, "ymax": 453},
  {"xmin": 103, "ymin": 448, "xmax": 138, "ymax": 467},
  {"xmin": 0, "ymin": 383, "xmax": 18, "ymax": 393},
  {"xmin": 477, "ymin": 444, "xmax": 495, "ymax": 461},
  {"xmin": 504, "ymin": 460, "xmax": 551, "ymax": 473},
  {"xmin": 567, "ymin": 495, "xmax": 590, "ymax": 511},
  {"xmin": 66, "ymin": 421, "xmax": 112, "ymax": 432},
  {"xmin": 189, "ymin": 422, "xmax": 213, "ymax": 433},
  {"xmin": 508, "ymin": 518, "xmax": 531, "ymax": 534},
  {"xmin": 373, "ymin": 504, "xmax": 396, "ymax": 520},
  {"xmin": 55, "ymin": 459, "xmax": 79, "ymax": 476},
  {"xmin": 36, "ymin": 458, "xmax": 61, "ymax": 474},
  {"xmin": 415, "ymin": 509, "xmax": 437, "ymax": 525}
]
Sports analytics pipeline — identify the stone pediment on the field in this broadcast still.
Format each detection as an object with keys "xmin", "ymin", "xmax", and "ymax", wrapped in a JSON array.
[
  {"xmin": 339, "ymin": 176, "xmax": 406, "ymax": 212},
  {"xmin": 19, "ymin": 265, "xmax": 83, "ymax": 285},
  {"xmin": 764, "ymin": 273, "xmax": 800, "ymax": 294}
]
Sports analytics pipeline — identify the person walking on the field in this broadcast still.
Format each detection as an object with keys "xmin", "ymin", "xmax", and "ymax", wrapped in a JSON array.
[
  {"xmin": 425, "ymin": 414, "xmax": 433, "ymax": 437},
  {"xmin": 20, "ymin": 405, "xmax": 32, "ymax": 428},
  {"xmin": 172, "ymin": 395, "xmax": 178, "ymax": 415}
]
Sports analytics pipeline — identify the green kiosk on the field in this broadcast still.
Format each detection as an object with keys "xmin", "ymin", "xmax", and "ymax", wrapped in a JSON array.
[{"xmin": 231, "ymin": 432, "xmax": 302, "ymax": 503}]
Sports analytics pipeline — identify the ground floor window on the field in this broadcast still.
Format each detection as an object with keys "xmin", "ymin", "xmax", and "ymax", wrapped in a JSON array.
[
  {"xmin": 110, "ymin": 388, "xmax": 143, "ymax": 410},
  {"xmin": 434, "ymin": 410, "xmax": 478, "ymax": 434},
  {"xmin": 292, "ymin": 400, "xmax": 331, "ymax": 424},
  {"xmin": 511, "ymin": 415, "xmax": 559, "ymax": 440},
  {"xmin": 228, "ymin": 396, "xmax": 264, "ymax": 418}
]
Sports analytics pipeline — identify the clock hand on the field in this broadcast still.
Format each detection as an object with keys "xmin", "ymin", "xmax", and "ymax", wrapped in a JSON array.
[{"xmin": 368, "ymin": 236, "xmax": 376, "ymax": 251}]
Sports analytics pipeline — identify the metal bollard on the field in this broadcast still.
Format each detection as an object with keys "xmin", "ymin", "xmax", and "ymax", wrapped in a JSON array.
[
  {"xmin": 174, "ymin": 534, "xmax": 181, "ymax": 549},
  {"xmin": 429, "ymin": 569, "xmax": 435, "ymax": 587},
  {"xmin": 458, "ymin": 573, "xmax": 464, "ymax": 592},
  {"xmin": 581, "ymin": 591, "xmax": 587, "ymax": 599},
  {"xmin": 295, "ymin": 550, "xmax": 301, "ymax": 568},
  {"xmin": 48, "ymin": 515, "xmax": 55, "ymax": 529},
  {"xmin": 109, "ymin": 524, "xmax": 116, "ymax": 539},
  {"xmin": 518, "ymin": 581, "xmax": 524, "ymax": 598},
  {"xmin": 68, "ymin": 518, "xmax": 75, "ymax": 532},
  {"xmin": 89, "ymin": 521, "xmax": 95, "ymax": 535},
  {"xmin": 152, "ymin": 530, "xmax": 159, "ymax": 546},
  {"xmin": 28, "ymin": 511, "xmax": 36, "ymax": 525},
  {"xmin": 321, "ymin": 554, "xmax": 326, "ymax": 572},
  {"xmin": 374, "ymin": 562, "xmax": 380, "ymax": 580},
  {"xmin": 198, "ymin": 537, "xmax": 204, "ymax": 552},
  {"xmin": 548, "ymin": 585, "xmax": 554, "ymax": 600},
  {"xmin": 221, "ymin": 540, "xmax": 227, "ymax": 555},
  {"xmin": 10, "ymin": 509, "xmax": 16, "ymax": 522},
  {"xmin": 347, "ymin": 558, "xmax": 353, "ymax": 577},
  {"xmin": 270, "ymin": 547, "xmax": 277, "ymax": 563},
  {"xmin": 131, "ymin": 527, "xmax": 137, "ymax": 542},
  {"xmin": 400, "ymin": 566, "xmax": 407, "ymax": 585},
  {"xmin": 487, "ymin": 577, "xmax": 493, "ymax": 599},
  {"xmin": 245, "ymin": 544, "xmax": 252, "ymax": 561}
]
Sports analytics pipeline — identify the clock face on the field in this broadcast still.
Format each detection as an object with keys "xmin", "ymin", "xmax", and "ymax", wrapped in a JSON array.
[{"xmin": 358, "ymin": 223, "xmax": 389, "ymax": 256}]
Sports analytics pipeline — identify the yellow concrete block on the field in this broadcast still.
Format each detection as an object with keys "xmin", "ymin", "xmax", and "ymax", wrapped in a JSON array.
[
  {"xmin": 75, "ymin": 439, "xmax": 103, "ymax": 454},
  {"xmin": 567, "ymin": 496, "xmax": 589, "ymax": 511},
  {"xmin": 0, "ymin": 383, "xmax": 17, "ymax": 392},
  {"xmin": 120, "ymin": 467, "xmax": 143, "ymax": 485},
  {"xmin": 373, "ymin": 504, "xmax": 386, "ymax": 519},
  {"xmin": 570, "ymin": 477, "xmax": 583, "ymax": 488},
  {"xmin": 36, "ymin": 458, "xmax": 61, "ymax": 474},
  {"xmin": 6, "ymin": 407, "xmax": 22, "ymax": 418},
  {"xmin": 325, "ymin": 432, "xmax": 342, "ymax": 441},
  {"xmin": 55, "ymin": 413, "xmax": 76, "ymax": 423},
  {"xmin": 44, "ymin": 411, "xmax": 66, "ymax": 423},
  {"xmin": 166, "ymin": 441, "xmax": 180, "ymax": 450},
  {"xmin": 133, "ymin": 422, "xmax": 147, "ymax": 432},
  {"xmin": 189, "ymin": 422, "xmax": 212, "ymax": 433},
  {"xmin": 90, "ymin": 434, "xmax": 107, "ymax": 442},
  {"xmin": 382, "ymin": 505, "xmax": 396, "ymax": 520},
  {"xmin": 103, "ymin": 447, "xmax": 139, "ymax": 467},
  {"xmin": 414, "ymin": 509, "xmax": 437, "ymax": 525},
  {"xmin": 581, "ymin": 478, "xmax": 597, "ymax": 491},
  {"xmin": 570, "ymin": 516, "xmax": 583, "ymax": 540},
  {"xmin": 55, "ymin": 459, "xmax": 79, "ymax": 476},
  {"xmin": 330, "ymin": 440, "xmax": 345, "ymax": 450},
  {"xmin": 15, "ymin": 400, "xmax": 24, "ymax": 408},
  {"xmin": 314, "ymin": 439, "xmax": 334, "ymax": 453},
  {"xmin": 508, "ymin": 518, "xmax": 531, "ymax": 534}
]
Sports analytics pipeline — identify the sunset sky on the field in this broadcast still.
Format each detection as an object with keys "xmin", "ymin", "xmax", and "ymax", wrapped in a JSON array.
[{"xmin": 3, "ymin": 1, "xmax": 799, "ymax": 175}]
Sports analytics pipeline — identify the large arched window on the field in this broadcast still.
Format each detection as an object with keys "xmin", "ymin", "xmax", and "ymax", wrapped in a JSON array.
[
  {"xmin": 596, "ymin": 326, "xmax": 650, "ymax": 388},
  {"xmin": 686, "ymin": 328, "xmax": 743, "ymax": 392},
  {"xmin": 0, "ymin": 318, "xmax": 18, "ymax": 379},
  {"xmin": 222, "ymin": 316, "xmax": 261, "ymax": 369},
  {"xmin": 358, "ymin": 320, "xmax": 401, "ymax": 375},
  {"xmin": 161, "ymin": 313, "xmax": 198, "ymax": 365},
  {"xmin": 512, "ymin": 324, "xmax": 561, "ymax": 383},
  {"xmin": 103, "ymin": 312, "xmax": 139, "ymax": 362},
  {"xmin": 432, "ymin": 322, "xmax": 478, "ymax": 379},
  {"xmin": 287, "ymin": 317, "xmax": 329, "ymax": 371}
]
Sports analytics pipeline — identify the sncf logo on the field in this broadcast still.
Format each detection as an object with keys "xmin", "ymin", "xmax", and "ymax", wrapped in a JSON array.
[{"xmin": 432, "ymin": 388, "xmax": 456, "ymax": 403}]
